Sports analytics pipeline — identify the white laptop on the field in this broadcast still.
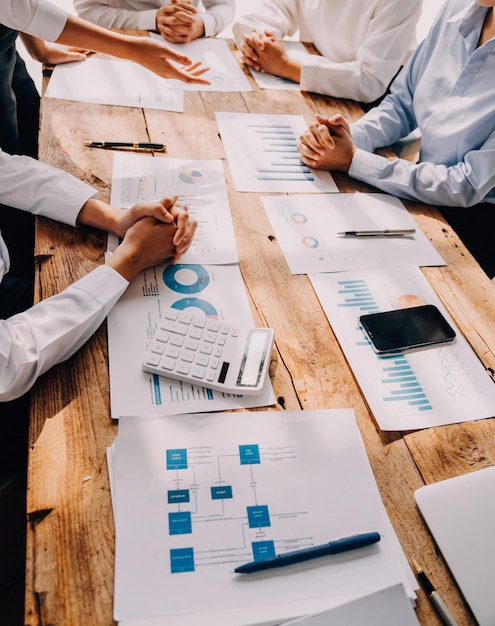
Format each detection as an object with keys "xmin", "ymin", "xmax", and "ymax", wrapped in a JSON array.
[{"xmin": 415, "ymin": 465, "xmax": 495, "ymax": 626}]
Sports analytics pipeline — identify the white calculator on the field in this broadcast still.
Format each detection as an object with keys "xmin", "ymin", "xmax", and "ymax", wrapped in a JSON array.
[{"xmin": 143, "ymin": 308, "xmax": 274, "ymax": 395}]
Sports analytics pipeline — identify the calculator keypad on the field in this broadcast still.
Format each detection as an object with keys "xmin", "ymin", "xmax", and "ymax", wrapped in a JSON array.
[{"xmin": 145, "ymin": 309, "xmax": 239, "ymax": 385}]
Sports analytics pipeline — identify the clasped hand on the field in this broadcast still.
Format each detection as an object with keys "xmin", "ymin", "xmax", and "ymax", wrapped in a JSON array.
[
  {"xmin": 156, "ymin": 0, "xmax": 205, "ymax": 43},
  {"xmin": 298, "ymin": 114, "xmax": 355, "ymax": 172},
  {"xmin": 241, "ymin": 30, "xmax": 299, "ymax": 82}
]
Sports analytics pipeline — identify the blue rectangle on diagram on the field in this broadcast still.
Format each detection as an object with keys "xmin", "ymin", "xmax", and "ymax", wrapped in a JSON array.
[
  {"xmin": 251, "ymin": 540, "xmax": 276, "ymax": 561},
  {"xmin": 239, "ymin": 444, "xmax": 260, "ymax": 465},
  {"xmin": 170, "ymin": 547, "xmax": 195, "ymax": 573},
  {"xmin": 247, "ymin": 504, "xmax": 270, "ymax": 528},
  {"xmin": 168, "ymin": 511, "xmax": 192, "ymax": 535},
  {"xmin": 166, "ymin": 448, "xmax": 188, "ymax": 470},
  {"xmin": 168, "ymin": 489, "xmax": 190, "ymax": 504},
  {"xmin": 211, "ymin": 485, "xmax": 233, "ymax": 500}
]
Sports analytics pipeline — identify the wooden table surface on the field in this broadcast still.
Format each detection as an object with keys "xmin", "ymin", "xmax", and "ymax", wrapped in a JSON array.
[{"xmin": 25, "ymin": 42, "xmax": 495, "ymax": 626}]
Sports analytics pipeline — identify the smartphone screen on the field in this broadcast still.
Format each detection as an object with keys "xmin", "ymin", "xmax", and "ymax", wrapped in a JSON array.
[{"xmin": 359, "ymin": 304, "xmax": 456, "ymax": 354}]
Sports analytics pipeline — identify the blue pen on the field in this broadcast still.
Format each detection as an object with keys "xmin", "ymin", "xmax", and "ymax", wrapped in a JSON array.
[{"xmin": 233, "ymin": 531, "xmax": 381, "ymax": 574}]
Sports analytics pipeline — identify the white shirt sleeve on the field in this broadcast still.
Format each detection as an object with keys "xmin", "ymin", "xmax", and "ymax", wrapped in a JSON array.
[
  {"xmin": 0, "ymin": 151, "xmax": 96, "ymax": 226},
  {"xmin": 299, "ymin": 1, "xmax": 421, "ymax": 103},
  {"xmin": 0, "ymin": 265, "xmax": 129, "ymax": 402},
  {"xmin": 0, "ymin": 0, "xmax": 67, "ymax": 41},
  {"xmin": 74, "ymin": 0, "xmax": 234, "ymax": 35},
  {"xmin": 200, "ymin": 0, "xmax": 235, "ymax": 37},
  {"xmin": 73, "ymin": 0, "xmax": 157, "ymax": 31}
]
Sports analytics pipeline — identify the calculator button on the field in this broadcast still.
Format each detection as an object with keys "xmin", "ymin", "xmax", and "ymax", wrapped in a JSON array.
[
  {"xmin": 196, "ymin": 355, "xmax": 209, "ymax": 367},
  {"xmin": 206, "ymin": 371, "xmax": 216, "ymax": 382},
  {"xmin": 161, "ymin": 358, "xmax": 176, "ymax": 371},
  {"xmin": 199, "ymin": 343, "xmax": 212, "ymax": 355},
  {"xmin": 181, "ymin": 350, "xmax": 195, "ymax": 363},
  {"xmin": 176, "ymin": 362, "xmax": 191, "ymax": 375},
  {"xmin": 151, "ymin": 342, "xmax": 166, "ymax": 354},
  {"xmin": 206, "ymin": 319, "xmax": 220, "ymax": 332},
  {"xmin": 155, "ymin": 330, "xmax": 170, "ymax": 343},
  {"xmin": 189, "ymin": 328, "xmax": 202, "ymax": 340},
  {"xmin": 185, "ymin": 338, "xmax": 199, "ymax": 351},
  {"xmin": 164, "ymin": 309, "xmax": 178, "ymax": 321},
  {"xmin": 165, "ymin": 346, "xmax": 180, "ymax": 359},
  {"xmin": 192, "ymin": 317, "xmax": 206, "ymax": 329},
  {"xmin": 171, "ymin": 336, "xmax": 184, "ymax": 348},
  {"xmin": 146, "ymin": 353, "xmax": 161, "ymax": 366},
  {"xmin": 162, "ymin": 320, "xmax": 188, "ymax": 336},
  {"xmin": 203, "ymin": 331, "xmax": 216, "ymax": 344},
  {"xmin": 191, "ymin": 366, "xmax": 206, "ymax": 379},
  {"xmin": 213, "ymin": 347, "xmax": 223, "ymax": 358}
]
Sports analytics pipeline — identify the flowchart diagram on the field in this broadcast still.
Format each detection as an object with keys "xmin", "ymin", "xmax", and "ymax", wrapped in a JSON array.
[{"xmin": 164, "ymin": 443, "xmax": 311, "ymax": 573}]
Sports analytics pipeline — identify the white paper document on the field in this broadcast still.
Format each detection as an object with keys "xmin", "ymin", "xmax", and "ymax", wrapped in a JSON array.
[
  {"xmin": 112, "ymin": 409, "xmax": 416, "ymax": 624},
  {"xmin": 107, "ymin": 263, "xmax": 275, "ymax": 418},
  {"xmin": 310, "ymin": 267, "xmax": 495, "ymax": 431},
  {"xmin": 109, "ymin": 153, "xmax": 238, "ymax": 264},
  {"xmin": 283, "ymin": 584, "xmax": 418, "ymax": 626},
  {"xmin": 149, "ymin": 35, "xmax": 252, "ymax": 92},
  {"xmin": 262, "ymin": 193, "xmax": 445, "ymax": 274},
  {"xmin": 246, "ymin": 41, "xmax": 309, "ymax": 91},
  {"xmin": 216, "ymin": 112, "xmax": 338, "ymax": 193},
  {"xmin": 45, "ymin": 58, "xmax": 184, "ymax": 111}
]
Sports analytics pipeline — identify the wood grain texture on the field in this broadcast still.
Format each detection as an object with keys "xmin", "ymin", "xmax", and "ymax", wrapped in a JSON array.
[{"xmin": 25, "ymin": 42, "xmax": 493, "ymax": 626}]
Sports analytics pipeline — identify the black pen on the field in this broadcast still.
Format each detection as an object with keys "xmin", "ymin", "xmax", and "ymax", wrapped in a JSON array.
[
  {"xmin": 84, "ymin": 141, "xmax": 166, "ymax": 152},
  {"xmin": 337, "ymin": 228, "xmax": 416, "ymax": 237},
  {"xmin": 410, "ymin": 557, "xmax": 459, "ymax": 626},
  {"xmin": 233, "ymin": 531, "xmax": 380, "ymax": 574}
]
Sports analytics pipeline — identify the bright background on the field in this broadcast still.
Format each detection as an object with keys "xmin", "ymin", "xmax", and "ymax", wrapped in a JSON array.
[{"xmin": 18, "ymin": 0, "xmax": 446, "ymax": 93}]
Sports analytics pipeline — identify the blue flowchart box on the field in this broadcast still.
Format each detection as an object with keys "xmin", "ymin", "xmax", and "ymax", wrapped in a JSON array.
[
  {"xmin": 251, "ymin": 540, "xmax": 276, "ymax": 561},
  {"xmin": 168, "ymin": 489, "xmax": 190, "ymax": 504},
  {"xmin": 168, "ymin": 511, "xmax": 192, "ymax": 535},
  {"xmin": 166, "ymin": 448, "xmax": 188, "ymax": 470},
  {"xmin": 247, "ymin": 505, "xmax": 270, "ymax": 528},
  {"xmin": 211, "ymin": 485, "xmax": 233, "ymax": 500},
  {"xmin": 239, "ymin": 444, "xmax": 260, "ymax": 465},
  {"xmin": 170, "ymin": 547, "xmax": 195, "ymax": 573}
]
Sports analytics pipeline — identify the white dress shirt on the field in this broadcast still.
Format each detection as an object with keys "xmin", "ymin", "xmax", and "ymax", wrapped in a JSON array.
[
  {"xmin": 0, "ymin": 0, "xmax": 67, "ymax": 41},
  {"xmin": 232, "ymin": 0, "xmax": 422, "ymax": 103},
  {"xmin": 74, "ymin": 0, "xmax": 235, "ymax": 38},
  {"xmin": 350, "ymin": 0, "xmax": 495, "ymax": 207},
  {"xmin": 0, "ymin": 153, "xmax": 128, "ymax": 403}
]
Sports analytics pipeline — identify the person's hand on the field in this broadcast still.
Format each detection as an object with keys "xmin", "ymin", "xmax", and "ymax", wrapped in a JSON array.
[
  {"xmin": 298, "ymin": 114, "xmax": 355, "ymax": 172},
  {"xmin": 156, "ymin": 0, "xmax": 205, "ymax": 43},
  {"xmin": 115, "ymin": 196, "xmax": 197, "ymax": 263},
  {"xmin": 20, "ymin": 33, "xmax": 88, "ymax": 65},
  {"xmin": 108, "ymin": 216, "xmax": 178, "ymax": 282},
  {"xmin": 241, "ymin": 31, "xmax": 299, "ymax": 82},
  {"xmin": 129, "ymin": 35, "xmax": 210, "ymax": 84},
  {"xmin": 240, "ymin": 30, "xmax": 274, "ymax": 71}
]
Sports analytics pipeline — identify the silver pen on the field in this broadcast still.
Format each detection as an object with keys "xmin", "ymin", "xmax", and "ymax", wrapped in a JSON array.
[
  {"xmin": 410, "ymin": 557, "xmax": 459, "ymax": 626},
  {"xmin": 337, "ymin": 228, "xmax": 416, "ymax": 237}
]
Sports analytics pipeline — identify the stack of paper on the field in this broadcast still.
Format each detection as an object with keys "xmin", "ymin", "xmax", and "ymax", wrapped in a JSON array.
[{"xmin": 108, "ymin": 409, "xmax": 417, "ymax": 625}]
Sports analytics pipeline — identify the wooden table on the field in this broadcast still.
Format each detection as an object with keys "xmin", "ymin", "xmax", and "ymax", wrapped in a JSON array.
[{"xmin": 25, "ymin": 42, "xmax": 495, "ymax": 626}]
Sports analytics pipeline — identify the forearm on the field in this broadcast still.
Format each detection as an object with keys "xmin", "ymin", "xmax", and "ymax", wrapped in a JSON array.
[
  {"xmin": 55, "ymin": 14, "xmax": 139, "ymax": 58},
  {"xmin": 0, "ymin": 265, "xmax": 127, "ymax": 402},
  {"xmin": 349, "ymin": 148, "xmax": 495, "ymax": 208}
]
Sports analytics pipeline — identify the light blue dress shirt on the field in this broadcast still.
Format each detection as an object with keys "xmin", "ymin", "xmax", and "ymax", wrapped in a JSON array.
[{"xmin": 350, "ymin": 0, "xmax": 495, "ymax": 207}]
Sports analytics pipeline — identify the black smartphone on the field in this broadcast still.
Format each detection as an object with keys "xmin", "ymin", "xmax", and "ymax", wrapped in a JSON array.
[{"xmin": 359, "ymin": 304, "xmax": 456, "ymax": 354}]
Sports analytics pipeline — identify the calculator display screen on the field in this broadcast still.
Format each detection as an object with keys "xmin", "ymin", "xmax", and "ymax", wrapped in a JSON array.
[{"xmin": 238, "ymin": 330, "xmax": 270, "ymax": 387}]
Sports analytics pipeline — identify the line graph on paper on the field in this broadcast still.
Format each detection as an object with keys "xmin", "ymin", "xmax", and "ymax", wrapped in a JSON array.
[{"xmin": 310, "ymin": 268, "xmax": 495, "ymax": 430}]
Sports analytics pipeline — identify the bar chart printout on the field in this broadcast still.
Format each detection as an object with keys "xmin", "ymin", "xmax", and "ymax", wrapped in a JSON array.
[
  {"xmin": 215, "ymin": 112, "xmax": 338, "ymax": 193},
  {"xmin": 309, "ymin": 267, "xmax": 495, "ymax": 431}
]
